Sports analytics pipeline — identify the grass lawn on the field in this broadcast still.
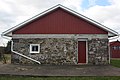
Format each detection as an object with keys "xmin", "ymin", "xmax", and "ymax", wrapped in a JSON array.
[
  {"xmin": 111, "ymin": 59, "xmax": 120, "ymax": 68},
  {"xmin": 0, "ymin": 76, "xmax": 120, "ymax": 80}
]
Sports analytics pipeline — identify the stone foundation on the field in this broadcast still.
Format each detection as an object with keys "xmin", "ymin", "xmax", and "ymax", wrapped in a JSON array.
[{"xmin": 11, "ymin": 38, "xmax": 109, "ymax": 65}]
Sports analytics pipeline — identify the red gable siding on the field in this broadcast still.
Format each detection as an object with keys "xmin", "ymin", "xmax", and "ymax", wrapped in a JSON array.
[{"xmin": 13, "ymin": 8, "xmax": 108, "ymax": 34}]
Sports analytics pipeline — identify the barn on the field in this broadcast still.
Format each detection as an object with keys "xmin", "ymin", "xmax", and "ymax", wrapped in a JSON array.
[
  {"xmin": 110, "ymin": 40, "xmax": 120, "ymax": 58},
  {"xmin": 2, "ymin": 4, "xmax": 118, "ymax": 65}
]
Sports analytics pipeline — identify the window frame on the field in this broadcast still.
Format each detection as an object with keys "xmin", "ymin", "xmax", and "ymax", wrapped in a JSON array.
[
  {"xmin": 112, "ymin": 46, "xmax": 117, "ymax": 50},
  {"xmin": 119, "ymin": 46, "xmax": 120, "ymax": 50},
  {"xmin": 30, "ymin": 44, "xmax": 40, "ymax": 53}
]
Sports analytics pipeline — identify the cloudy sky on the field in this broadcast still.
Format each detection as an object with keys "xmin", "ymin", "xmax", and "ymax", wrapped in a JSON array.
[{"xmin": 0, "ymin": 0, "xmax": 120, "ymax": 46}]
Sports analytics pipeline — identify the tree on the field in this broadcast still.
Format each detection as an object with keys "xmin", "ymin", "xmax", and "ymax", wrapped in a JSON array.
[{"xmin": 5, "ymin": 41, "xmax": 11, "ymax": 54}]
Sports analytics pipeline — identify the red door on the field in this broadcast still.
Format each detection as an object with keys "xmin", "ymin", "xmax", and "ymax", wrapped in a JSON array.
[{"xmin": 78, "ymin": 41, "xmax": 86, "ymax": 63}]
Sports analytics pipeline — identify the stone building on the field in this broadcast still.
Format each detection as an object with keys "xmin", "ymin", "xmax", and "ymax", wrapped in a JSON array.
[{"xmin": 2, "ymin": 4, "xmax": 118, "ymax": 65}]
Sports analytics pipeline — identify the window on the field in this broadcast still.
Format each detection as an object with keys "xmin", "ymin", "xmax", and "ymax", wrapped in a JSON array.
[
  {"xmin": 113, "ymin": 46, "xmax": 117, "ymax": 50},
  {"xmin": 30, "ymin": 44, "xmax": 40, "ymax": 53},
  {"xmin": 119, "ymin": 46, "xmax": 120, "ymax": 50}
]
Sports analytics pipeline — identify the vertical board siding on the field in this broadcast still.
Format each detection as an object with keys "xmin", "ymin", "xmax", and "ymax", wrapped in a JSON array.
[
  {"xmin": 110, "ymin": 41, "xmax": 120, "ymax": 58},
  {"xmin": 13, "ymin": 8, "xmax": 108, "ymax": 34},
  {"xmin": 78, "ymin": 41, "xmax": 86, "ymax": 63}
]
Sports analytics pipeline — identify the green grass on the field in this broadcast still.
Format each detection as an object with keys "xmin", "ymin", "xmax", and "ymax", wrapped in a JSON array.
[
  {"xmin": 0, "ymin": 76, "xmax": 120, "ymax": 80},
  {"xmin": 111, "ymin": 59, "xmax": 120, "ymax": 68}
]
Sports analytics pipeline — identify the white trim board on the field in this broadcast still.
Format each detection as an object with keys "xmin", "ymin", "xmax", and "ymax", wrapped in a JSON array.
[
  {"xmin": 2, "ymin": 4, "xmax": 118, "ymax": 37},
  {"xmin": 12, "ymin": 34, "xmax": 108, "ymax": 39}
]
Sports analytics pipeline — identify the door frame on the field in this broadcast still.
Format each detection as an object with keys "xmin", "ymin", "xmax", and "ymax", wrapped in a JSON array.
[{"xmin": 77, "ymin": 38, "xmax": 88, "ymax": 64}]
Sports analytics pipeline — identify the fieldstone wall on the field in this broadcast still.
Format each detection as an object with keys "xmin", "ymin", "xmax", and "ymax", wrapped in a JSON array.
[
  {"xmin": 12, "ymin": 38, "xmax": 77, "ymax": 64},
  {"xmin": 88, "ymin": 38, "xmax": 109, "ymax": 65},
  {"xmin": 11, "ymin": 38, "xmax": 109, "ymax": 65}
]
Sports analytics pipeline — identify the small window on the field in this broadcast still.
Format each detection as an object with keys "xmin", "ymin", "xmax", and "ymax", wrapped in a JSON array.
[
  {"xmin": 112, "ymin": 46, "xmax": 117, "ymax": 50},
  {"xmin": 119, "ymin": 46, "xmax": 120, "ymax": 50},
  {"xmin": 30, "ymin": 44, "xmax": 40, "ymax": 53}
]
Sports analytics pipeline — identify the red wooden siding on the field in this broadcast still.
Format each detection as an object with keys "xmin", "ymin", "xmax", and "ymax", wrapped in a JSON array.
[
  {"xmin": 13, "ymin": 8, "xmax": 108, "ymax": 34},
  {"xmin": 78, "ymin": 41, "xmax": 86, "ymax": 63},
  {"xmin": 110, "ymin": 41, "xmax": 120, "ymax": 58}
]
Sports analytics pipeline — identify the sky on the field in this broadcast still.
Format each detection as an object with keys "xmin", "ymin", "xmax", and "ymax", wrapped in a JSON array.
[{"xmin": 0, "ymin": 0, "xmax": 120, "ymax": 46}]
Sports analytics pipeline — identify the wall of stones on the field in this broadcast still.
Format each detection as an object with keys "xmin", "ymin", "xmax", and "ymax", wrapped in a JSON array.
[
  {"xmin": 12, "ymin": 38, "xmax": 77, "ymax": 64},
  {"xmin": 11, "ymin": 38, "xmax": 109, "ymax": 65},
  {"xmin": 88, "ymin": 38, "xmax": 109, "ymax": 65}
]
